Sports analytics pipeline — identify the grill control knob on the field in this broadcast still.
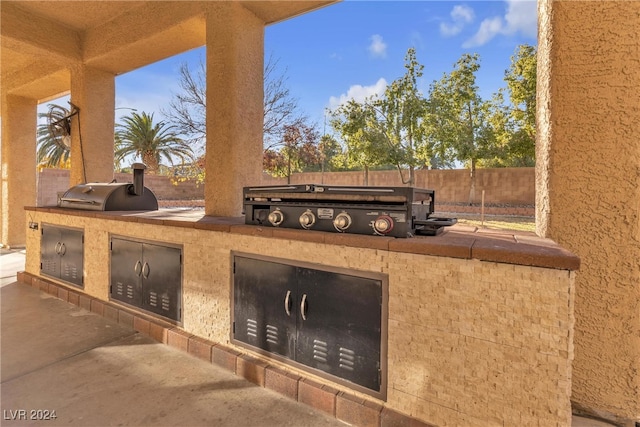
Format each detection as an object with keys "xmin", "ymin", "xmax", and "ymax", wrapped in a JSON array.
[
  {"xmin": 373, "ymin": 215, "xmax": 394, "ymax": 235},
  {"xmin": 299, "ymin": 210, "xmax": 316, "ymax": 229},
  {"xmin": 268, "ymin": 210, "xmax": 284, "ymax": 226},
  {"xmin": 333, "ymin": 212, "xmax": 352, "ymax": 232}
]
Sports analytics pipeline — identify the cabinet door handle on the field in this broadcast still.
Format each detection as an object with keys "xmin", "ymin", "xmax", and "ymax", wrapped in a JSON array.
[
  {"xmin": 55, "ymin": 242, "xmax": 62, "ymax": 255},
  {"xmin": 142, "ymin": 262, "xmax": 150, "ymax": 279},
  {"xmin": 134, "ymin": 260, "xmax": 142, "ymax": 276},
  {"xmin": 59, "ymin": 243, "xmax": 66, "ymax": 256},
  {"xmin": 284, "ymin": 290, "xmax": 292, "ymax": 316},
  {"xmin": 300, "ymin": 294, "xmax": 307, "ymax": 321}
]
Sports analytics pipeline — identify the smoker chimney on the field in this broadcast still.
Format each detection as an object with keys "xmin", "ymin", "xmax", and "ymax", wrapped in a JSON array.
[{"xmin": 131, "ymin": 163, "xmax": 146, "ymax": 196}]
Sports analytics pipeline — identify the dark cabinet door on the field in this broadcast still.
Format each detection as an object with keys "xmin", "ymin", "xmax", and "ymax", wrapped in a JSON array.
[
  {"xmin": 232, "ymin": 254, "xmax": 384, "ymax": 394},
  {"xmin": 233, "ymin": 256, "xmax": 297, "ymax": 359},
  {"xmin": 110, "ymin": 238, "xmax": 182, "ymax": 322},
  {"xmin": 41, "ymin": 226, "xmax": 61, "ymax": 279},
  {"xmin": 110, "ymin": 238, "xmax": 143, "ymax": 307},
  {"xmin": 59, "ymin": 228, "xmax": 84, "ymax": 286},
  {"xmin": 295, "ymin": 268, "xmax": 382, "ymax": 392},
  {"xmin": 41, "ymin": 225, "xmax": 83, "ymax": 287},
  {"xmin": 141, "ymin": 243, "xmax": 182, "ymax": 321}
]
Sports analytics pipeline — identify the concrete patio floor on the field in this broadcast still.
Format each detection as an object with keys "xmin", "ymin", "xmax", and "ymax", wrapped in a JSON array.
[
  {"xmin": 0, "ymin": 280, "xmax": 345, "ymax": 427},
  {"xmin": 0, "ymin": 248, "xmax": 617, "ymax": 427}
]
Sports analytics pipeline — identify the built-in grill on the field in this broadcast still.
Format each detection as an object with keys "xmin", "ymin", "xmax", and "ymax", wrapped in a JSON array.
[
  {"xmin": 58, "ymin": 163, "xmax": 158, "ymax": 211},
  {"xmin": 243, "ymin": 184, "xmax": 456, "ymax": 237}
]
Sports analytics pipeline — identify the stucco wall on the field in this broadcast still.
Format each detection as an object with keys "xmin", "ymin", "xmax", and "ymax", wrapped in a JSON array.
[
  {"xmin": 1, "ymin": 95, "xmax": 37, "ymax": 248},
  {"xmin": 24, "ymin": 210, "xmax": 575, "ymax": 426},
  {"xmin": 537, "ymin": 0, "xmax": 640, "ymax": 422}
]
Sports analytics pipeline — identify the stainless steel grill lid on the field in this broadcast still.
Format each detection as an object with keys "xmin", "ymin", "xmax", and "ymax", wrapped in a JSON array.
[
  {"xmin": 57, "ymin": 163, "xmax": 158, "ymax": 211},
  {"xmin": 58, "ymin": 183, "xmax": 158, "ymax": 211}
]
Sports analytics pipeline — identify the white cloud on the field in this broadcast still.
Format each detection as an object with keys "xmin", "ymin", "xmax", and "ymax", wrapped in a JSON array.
[
  {"xmin": 328, "ymin": 78, "xmax": 388, "ymax": 111},
  {"xmin": 368, "ymin": 34, "xmax": 387, "ymax": 58},
  {"xmin": 504, "ymin": 0, "xmax": 537, "ymax": 38},
  {"xmin": 440, "ymin": 5, "xmax": 475, "ymax": 37},
  {"xmin": 463, "ymin": 0, "xmax": 537, "ymax": 47},
  {"xmin": 463, "ymin": 16, "xmax": 504, "ymax": 47}
]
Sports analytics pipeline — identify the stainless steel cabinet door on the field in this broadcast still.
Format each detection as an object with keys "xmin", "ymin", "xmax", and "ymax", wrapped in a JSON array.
[
  {"xmin": 232, "ymin": 255, "xmax": 383, "ymax": 393},
  {"xmin": 233, "ymin": 256, "xmax": 297, "ymax": 359},
  {"xmin": 295, "ymin": 268, "xmax": 382, "ymax": 392},
  {"xmin": 141, "ymin": 243, "xmax": 182, "ymax": 321},
  {"xmin": 110, "ymin": 238, "xmax": 182, "ymax": 322},
  {"xmin": 41, "ymin": 224, "xmax": 83, "ymax": 287},
  {"xmin": 59, "ymin": 228, "xmax": 83, "ymax": 286},
  {"xmin": 40, "ymin": 225, "xmax": 61, "ymax": 279},
  {"xmin": 110, "ymin": 238, "xmax": 143, "ymax": 308}
]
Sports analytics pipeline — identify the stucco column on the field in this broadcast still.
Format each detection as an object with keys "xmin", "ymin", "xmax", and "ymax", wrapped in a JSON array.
[
  {"xmin": 1, "ymin": 94, "xmax": 37, "ymax": 248},
  {"xmin": 69, "ymin": 65, "xmax": 115, "ymax": 185},
  {"xmin": 204, "ymin": 3, "xmax": 264, "ymax": 217},
  {"xmin": 537, "ymin": 0, "xmax": 640, "ymax": 423}
]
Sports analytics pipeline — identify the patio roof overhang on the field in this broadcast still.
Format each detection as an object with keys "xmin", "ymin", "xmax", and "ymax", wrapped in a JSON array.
[{"xmin": 0, "ymin": 0, "xmax": 337, "ymax": 104}]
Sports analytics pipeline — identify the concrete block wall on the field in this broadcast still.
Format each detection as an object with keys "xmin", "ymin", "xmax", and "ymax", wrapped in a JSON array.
[
  {"xmin": 113, "ymin": 173, "xmax": 203, "ymax": 200},
  {"xmin": 36, "ymin": 169, "xmax": 205, "ymax": 206},
  {"xmin": 24, "ymin": 210, "xmax": 574, "ymax": 427},
  {"xmin": 36, "ymin": 168, "xmax": 72, "ymax": 206},
  {"xmin": 261, "ymin": 167, "xmax": 535, "ymax": 205},
  {"xmin": 37, "ymin": 167, "xmax": 534, "ymax": 208}
]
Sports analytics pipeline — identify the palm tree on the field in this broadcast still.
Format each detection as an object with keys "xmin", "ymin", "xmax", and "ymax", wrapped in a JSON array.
[
  {"xmin": 115, "ymin": 111, "xmax": 194, "ymax": 174},
  {"xmin": 37, "ymin": 104, "xmax": 71, "ymax": 169}
]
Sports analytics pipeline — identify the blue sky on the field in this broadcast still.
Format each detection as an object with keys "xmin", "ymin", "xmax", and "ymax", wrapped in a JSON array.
[{"xmin": 54, "ymin": 1, "xmax": 538, "ymax": 136}]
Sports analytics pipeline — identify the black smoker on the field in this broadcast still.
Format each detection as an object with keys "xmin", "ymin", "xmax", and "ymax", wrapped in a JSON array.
[{"xmin": 58, "ymin": 163, "xmax": 158, "ymax": 211}]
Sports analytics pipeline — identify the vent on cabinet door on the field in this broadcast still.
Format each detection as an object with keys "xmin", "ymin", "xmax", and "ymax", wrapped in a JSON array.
[{"xmin": 266, "ymin": 325, "xmax": 279, "ymax": 345}]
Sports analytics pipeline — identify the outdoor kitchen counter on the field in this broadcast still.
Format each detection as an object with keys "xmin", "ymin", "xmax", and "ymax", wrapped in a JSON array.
[
  {"xmin": 22, "ymin": 205, "xmax": 579, "ymax": 426},
  {"xmin": 26, "ymin": 206, "xmax": 580, "ymax": 271}
]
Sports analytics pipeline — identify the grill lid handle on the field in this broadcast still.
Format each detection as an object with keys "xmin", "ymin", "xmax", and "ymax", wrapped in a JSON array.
[{"xmin": 59, "ymin": 197, "xmax": 98, "ymax": 204}]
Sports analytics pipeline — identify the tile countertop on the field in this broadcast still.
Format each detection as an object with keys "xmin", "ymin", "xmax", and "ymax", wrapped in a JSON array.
[{"xmin": 26, "ymin": 207, "xmax": 580, "ymax": 271}]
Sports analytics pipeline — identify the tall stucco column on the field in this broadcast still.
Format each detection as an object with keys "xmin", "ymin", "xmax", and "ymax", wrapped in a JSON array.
[
  {"xmin": 537, "ymin": 0, "xmax": 640, "ymax": 423},
  {"xmin": 204, "ymin": 3, "xmax": 264, "ymax": 217},
  {"xmin": 69, "ymin": 65, "xmax": 115, "ymax": 185},
  {"xmin": 1, "ymin": 94, "xmax": 37, "ymax": 248}
]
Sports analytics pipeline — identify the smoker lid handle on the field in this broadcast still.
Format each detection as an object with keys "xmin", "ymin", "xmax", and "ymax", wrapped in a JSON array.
[{"xmin": 59, "ymin": 197, "xmax": 98, "ymax": 204}]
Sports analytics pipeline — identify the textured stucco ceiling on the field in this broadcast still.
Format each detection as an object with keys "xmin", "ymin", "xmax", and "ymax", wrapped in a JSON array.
[
  {"xmin": 7, "ymin": 1, "xmax": 146, "ymax": 32},
  {"xmin": 0, "ymin": 0, "xmax": 336, "ymax": 103}
]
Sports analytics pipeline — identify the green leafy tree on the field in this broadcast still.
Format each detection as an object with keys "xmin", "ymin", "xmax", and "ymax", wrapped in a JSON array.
[
  {"xmin": 478, "ymin": 92, "xmax": 512, "ymax": 168},
  {"xmin": 503, "ymin": 44, "xmax": 536, "ymax": 166},
  {"xmin": 115, "ymin": 111, "xmax": 194, "ymax": 174},
  {"xmin": 317, "ymin": 134, "xmax": 344, "ymax": 172},
  {"xmin": 426, "ymin": 53, "xmax": 497, "ymax": 203},
  {"xmin": 331, "ymin": 48, "xmax": 433, "ymax": 185},
  {"xmin": 377, "ymin": 47, "xmax": 431, "ymax": 185},
  {"xmin": 330, "ymin": 99, "xmax": 388, "ymax": 185},
  {"xmin": 36, "ymin": 104, "xmax": 71, "ymax": 169},
  {"xmin": 480, "ymin": 44, "xmax": 537, "ymax": 167}
]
